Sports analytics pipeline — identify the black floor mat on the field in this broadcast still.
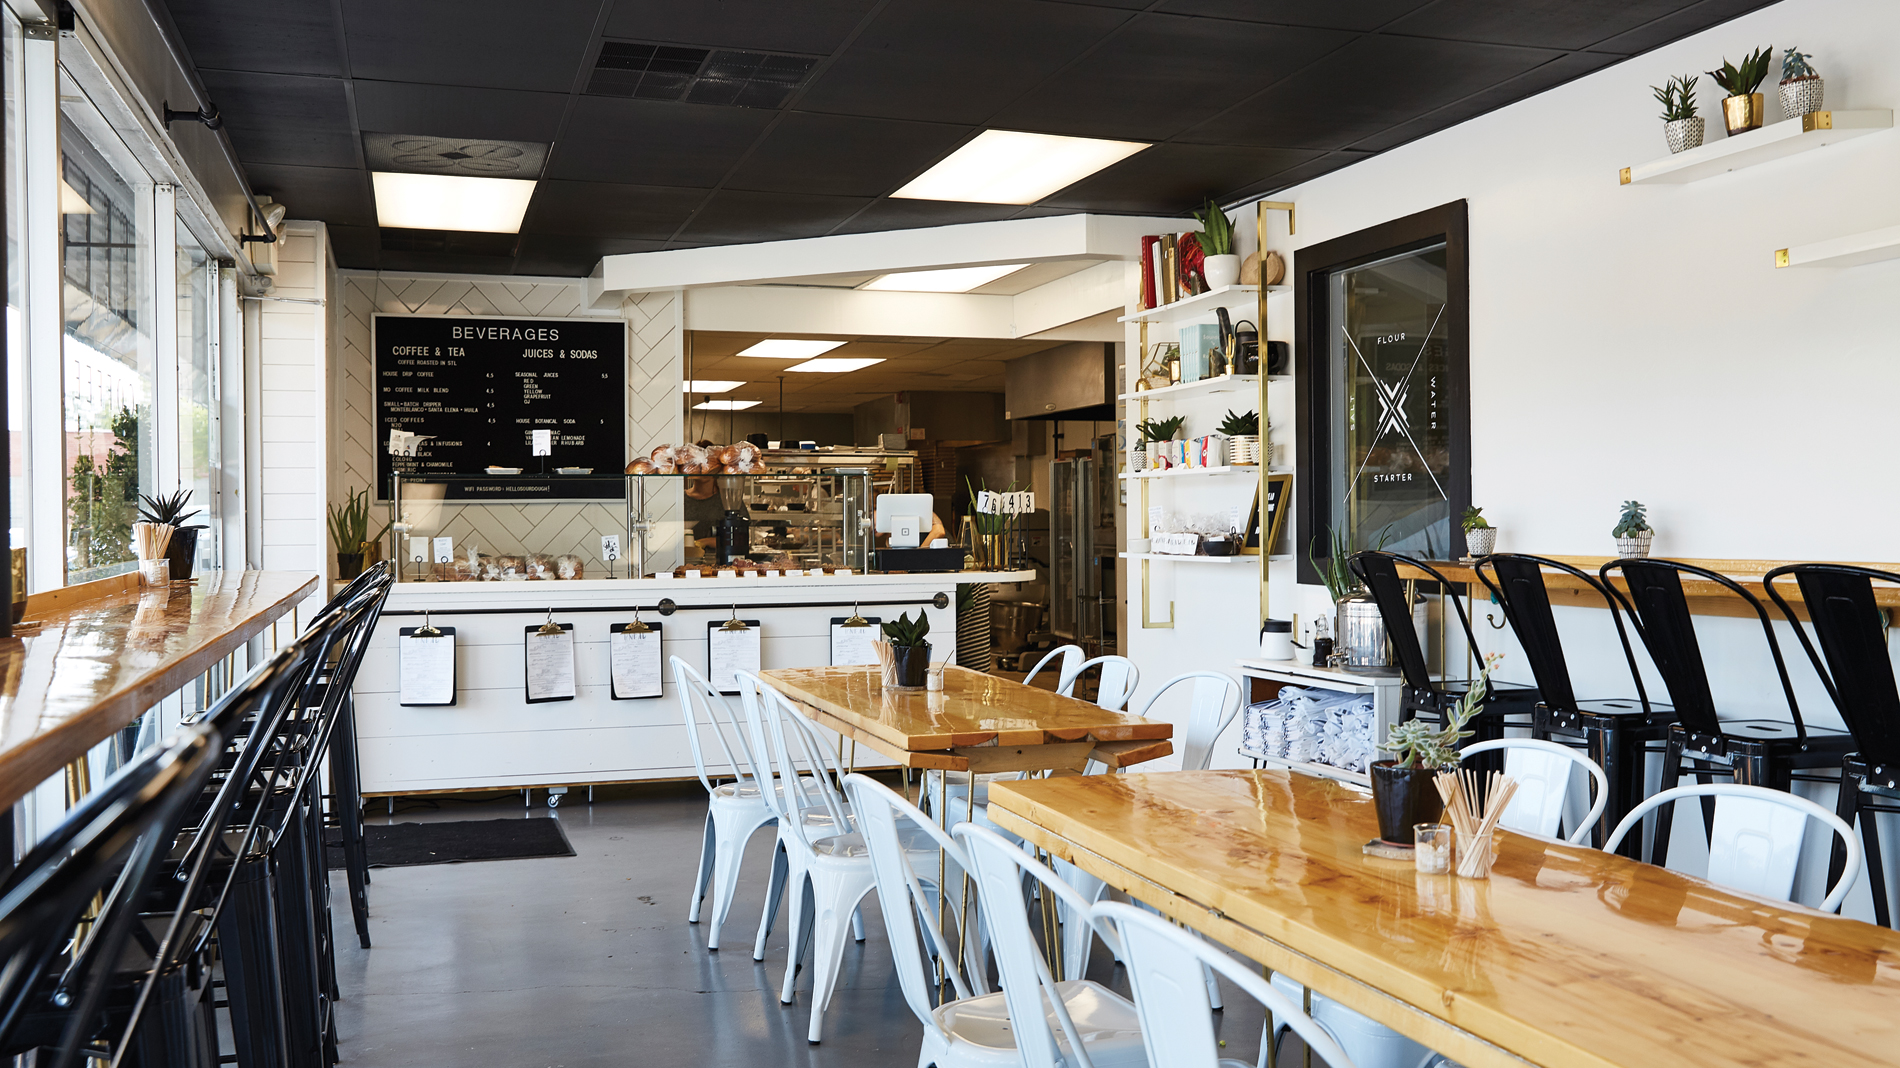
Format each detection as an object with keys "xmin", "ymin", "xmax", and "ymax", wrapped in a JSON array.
[{"xmin": 327, "ymin": 818, "xmax": 575, "ymax": 869}]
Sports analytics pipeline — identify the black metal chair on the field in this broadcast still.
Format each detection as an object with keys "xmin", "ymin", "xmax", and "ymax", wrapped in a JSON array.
[
  {"xmin": 1602, "ymin": 558, "xmax": 1853, "ymax": 868},
  {"xmin": 1473, "ymin": 554, "xmax": 1676, "ymax": 854},
  {"xmin": 1764, "ymin": 563, "xmax": 1900, "ymax": 928},
  {"xmin": 0, "ymin": 722, "xmax": 221, "ymax": 1068},
  {"xmin": 1348, "ymin": 551, "xmax": 1539, "ymax": 772}
]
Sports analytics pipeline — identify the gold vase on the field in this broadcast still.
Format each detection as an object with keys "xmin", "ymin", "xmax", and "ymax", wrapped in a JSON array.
[
  {"xmin": 977, "ymin": 534, "xmax": 1006, "ymax": 570},
  {"xmin": 1722, "ymin": 92, "xmax": 1764, "ymax": 136}
]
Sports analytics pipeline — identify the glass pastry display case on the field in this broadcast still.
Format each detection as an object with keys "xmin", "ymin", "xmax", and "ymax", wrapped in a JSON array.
[{"xmin": 388, "ymin": 448, "xmax": 921, "ymax": 581}]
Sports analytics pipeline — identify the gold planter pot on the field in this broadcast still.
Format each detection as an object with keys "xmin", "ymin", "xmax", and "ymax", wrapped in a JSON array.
[
  {"xmin": 1722, "ymin": 92, "xmax": 1765, "ymax": 136},
  {"xmin": 975, "ymin": 533, "xmax": 1007, "ymax": 570}
]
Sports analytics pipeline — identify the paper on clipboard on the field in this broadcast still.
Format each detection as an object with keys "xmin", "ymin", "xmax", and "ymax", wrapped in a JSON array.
[
  {"xmin": 524, "ymin": 624, "xmax": 577, "ymax": 703},
  {"xmin": 609, "ymin": 622, "xmax": 664, "ymax": 699},
  {"xmin": 828, "ymin": 616, "xmax": 881, "ymax": 666},
  {"xmin": 398, "ymin": 627, "xmax": 456, "ymax": 705},
  {"xmin": 706, "ymin": 621, "xmax": 761, "ymax": 695}
]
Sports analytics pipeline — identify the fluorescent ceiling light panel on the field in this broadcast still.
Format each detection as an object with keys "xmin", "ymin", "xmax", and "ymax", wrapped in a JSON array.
[
  {"xmin": 891, "ymin": 130, "xmax": 1149, "ymax": 205},
  {"xmin": 371, "ymin": 172, "xmax": 537, "ymax": 233},
  {"xmin": 786, "ymin": 358, "xmax": 885, "ymax": 373},
  {"xmin": 692, "ymin": 399, "xmax": 762, "ymax": 410},
  {"xmin": 860, "ymin": 264, "xmax": 1029, "ymax": 293},
  {"xmin": 682, "ymin": 380, "xmax": 746, "ymax": 393},
  {"xmin": 736, "ymin": 339, "xmax": 847, "ymax": 359}
]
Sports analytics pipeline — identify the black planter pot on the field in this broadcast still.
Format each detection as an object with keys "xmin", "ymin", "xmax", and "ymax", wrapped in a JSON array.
[
  {"xmin": 1369, "ymin": 760, "xmax": 1446, "ymax": 846},
  {"xmin": 889, "ymin": 643, "xmax": 931, "ymax": 689},
  {"xmin": 336, "ymin": 552, "xmax": 365, "ymax": 581},
  {"xmin": 164, "ymin": 527, "xmax": 201, "ymax": 582}
]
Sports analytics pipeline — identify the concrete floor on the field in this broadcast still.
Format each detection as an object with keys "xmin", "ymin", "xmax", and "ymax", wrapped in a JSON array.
[{"xmin": 331, "ymin": 785, "xmax": 1291, "ymax": 1068}]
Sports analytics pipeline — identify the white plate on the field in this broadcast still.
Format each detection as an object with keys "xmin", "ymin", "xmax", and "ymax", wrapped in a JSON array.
[
  {"xmin": 485, "ymin": 466, "xmax": 522, "ymax": 475},
  {"xmin": 555, "ymin": 467, "xmax": 593, "ymax": 475}
]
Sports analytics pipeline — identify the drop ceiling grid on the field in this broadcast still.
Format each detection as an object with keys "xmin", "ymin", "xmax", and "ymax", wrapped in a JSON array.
[{"xmin": 162, "ymin": 0, "xmax": 1781, "ymax": 275}]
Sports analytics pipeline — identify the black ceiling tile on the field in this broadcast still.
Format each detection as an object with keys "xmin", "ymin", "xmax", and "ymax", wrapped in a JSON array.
[
  {"xmin": 826, "ymin": 200, "xmax": 1036, "ymax": 235},
  {"xmin": 197, "ymin": 70, "xmax": 358, "ymax": 168},
  {"xmin": 375, "ymin": 248, "xmax": 520, "ymax": 274},
  {"xmin": 724, "ymin": 113, "xmax": 974, "ymax": 197},
  {"xmin": 602, "ymin": 0, "xmax": 879, "ymax": 54},
  {"xmin": 1155, "ymin": 0, "xmax": 1434, "ymax": 32},
  {"xmin": 550, "ymin": 96, "xmax": 777, "ymax": 186},
  {"xmin": 353, "ymin": 80, "xmax": 570, "ymax": 143},
  {"xmin": 512, "ymin": 234, "xmax": 670, "ymax": 277},
  {"xmin": 338, "ymin": 0, "xmax": 600, "ymax": 93},
  {"xmin": 1383, "ymin": 0, "xmax": 1693, "ymax": 51},
  {"xmin": 992, "ymin": 14, "xmax": 1355, "ymax": 142},
  {"xmin": 1219, "ymin": 149, "xmax": 1373, "ymax": 200},
  {"xmin": 674, "ymin": 189, "xmax": 875, "ymax": 244},
  {"xmin": 1185, "ymin": 35, "xmax": 1566, "ymax": 150},
  {"xmin": 242, "ymin": 163, "xmax": 376, "ymax": 227},
  {"xmin": 794, "ymin": 0, "xmax": 1131, "ymax": 124},
  {"xmin": 167, "ymin": 0, "xmax": 343, "ymax": 77},
  {"xmin": 380, "ymin": 228, "xmax": 519, "ymax": 257},
  {"xmin": 1586, "ymin": 0, "xmax": 1781, "ymax": 56},
  {"xmin": 325, "ymin": 223, "xmax": 381, "ymax": 269},
  {"xmin": 523, "ymin": 180, "xmax": 710, "ymax": 239},
  {"xmin": 1345, "ymin": 51, "xmax": 1624, "ymax": 153},
  {"xmin": 1040, "ymin": 142, "xmax": 1326, "ymax": 213}
]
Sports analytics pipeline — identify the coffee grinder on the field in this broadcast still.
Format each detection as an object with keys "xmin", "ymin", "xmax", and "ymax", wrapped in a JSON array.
[{"xmin": 714, "ymin": 475, "xmax": 750, "ymax": 564}]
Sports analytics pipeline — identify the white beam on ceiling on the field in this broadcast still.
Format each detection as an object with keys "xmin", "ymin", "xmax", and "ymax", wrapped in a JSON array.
[{"xmin": 590, "ymin": 213, "xmax": 1187, "ymax": 301}]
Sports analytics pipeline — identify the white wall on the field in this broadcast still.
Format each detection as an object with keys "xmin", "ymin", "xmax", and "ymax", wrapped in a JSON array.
[
  {"xmin": 1130, "ymin": 0, "xmax": 1900, "ymax": 918},
  {"xmin": 251, "ymin": 222, "xmax": 328, "ymax": 619},
  {"xmin": 332, "ymin": 274, "xmax": 685, "ymax": 575}
]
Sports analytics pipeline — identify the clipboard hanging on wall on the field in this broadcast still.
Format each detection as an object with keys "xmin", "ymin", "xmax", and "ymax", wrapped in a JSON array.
[
  {"xmin": 706, "ymin": 616, "xmax": 762, "ymax": 696},
  {"xmin": 608, "ymin": 620, "xmax": 665, "ymax": 700},
  {"xmin": 398, "ymin": 625, "xmax": 457, "ymax": 706},
  {"xmin": 523, "ymin": 621, "xmax": 577, "ymax": 704},
  {"xmin": 828, "ymin": 615, "xmax": 881, "ymax": 666}
]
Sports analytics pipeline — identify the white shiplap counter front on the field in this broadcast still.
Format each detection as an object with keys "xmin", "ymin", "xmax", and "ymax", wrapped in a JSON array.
[{"xmin": 351, "ymin": 571, "xmax": 1031, "ymax": 796}]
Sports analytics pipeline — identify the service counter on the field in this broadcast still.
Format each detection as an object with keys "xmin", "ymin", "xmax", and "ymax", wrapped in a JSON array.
[{"xmin": 350, "ymin": 570, "xmax": 1033, "ymax": 798}]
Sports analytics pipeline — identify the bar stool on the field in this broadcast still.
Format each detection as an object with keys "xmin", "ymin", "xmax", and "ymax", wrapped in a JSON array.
[
  {"xmin": 1350, "ymin": 551, "xmax": 1539, "ymax": 772},
  {"xmin": 1602, "ymin": 558, "xmax": 1853, "ymax": 868},
  {"xmin": 1473, "ymin": 554, "xmax": 1675, "ymax": 853},
  {"xmin": 1764, "ymin": 563, "xmax": 1900, "ymax": 927}
]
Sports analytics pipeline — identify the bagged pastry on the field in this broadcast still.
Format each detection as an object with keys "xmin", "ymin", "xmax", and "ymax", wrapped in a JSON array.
[
  {"xmin": 625, "ymin": 457, "xmax": 656, "ymax": 474},
  {"xmin": 648, "ymin": 445, "xmax": 679, "ymax": 473},
  {"xmin": 556, "ymin": 554, "xmax": 584, "ymax": 580},
  {"xmin": 528, "ymin": 553, "xmax": 556, "ymax": 580}
]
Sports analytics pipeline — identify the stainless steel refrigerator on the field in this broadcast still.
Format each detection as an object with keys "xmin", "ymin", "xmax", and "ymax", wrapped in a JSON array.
[{"xmin": 1048, "ymin": 434, "xmax": 1119, "ymax": 657}]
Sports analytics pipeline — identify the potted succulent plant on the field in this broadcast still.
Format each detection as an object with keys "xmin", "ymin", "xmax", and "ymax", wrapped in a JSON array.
[
  {"xmin": 1192, "ymin": 199, "xmax": 1239, "ymax": 289},
  {"xmin": 1612, "ymin": 500, "xmax": 1653, "ymax": 558},
  {"xmin": 1652, "ymin": 73, "xmax": 1703, "ymax": 153},
  {"xmin": 328, "ymin": 488, "xmax": 393, "ymax": 581},
  {"xmin": 138, "ymin": 489, "xmax": 205, "ymax": 581},
  {"xmin": 1218, "ymin": 408, "xmax": 1260, "ymax": 465},
  {"xmin": 1779, "ymin": 47, "xmax": 1823, "ymax": 119},
  {"xmin": 1137, "ymin": 415, "xmax": 1185, "ymax": 472},
  {"xmin": 1709, "ymin": 45, "xmax": 1773, "ymax": 136},
  {"xmin": 1370, "ymin": 655, "xmax": 1497, "ymax": 845},
  {"xmin": 1461, "ymin": 506, "xmax": 1496, "ymax": 558},
  {"xmin": 879, "ymin": 610, "xmax": 932, "ymax": 689}
]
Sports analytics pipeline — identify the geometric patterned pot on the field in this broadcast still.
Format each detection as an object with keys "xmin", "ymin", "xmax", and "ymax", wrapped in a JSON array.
[
  {"xmin": 1664, "ymin": 116, "xmax": 1704, "ymax": 154},
  {"xmin": 1780, "ymin": 76, "xmax": 1824, "ymax": 120},
  {"xmin": 1615, "ymin": 533, "xmax": 1653, "ymax": 558},
  {"xmin": 1464, "ymin": 527, "xmax": 1497, "ymax": 557},
  {"xmin": 1131, "ymin": 443, "xmax": 1147, "ymax": 473}
]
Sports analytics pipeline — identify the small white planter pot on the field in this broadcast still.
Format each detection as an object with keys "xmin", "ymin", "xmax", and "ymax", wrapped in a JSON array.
[
  {"xmin": 1464, "ymin": 527, "xmax": 1497, "ymax": 557},
  {"xmin": 1203, "ymin": 254, "xmax": 1240, "ymax": 290},
  {"xmin": 1780, "ymin": 76, "xmax": 1824, "ymax": 119},
  {"xmin": 1663, "ymin": 116, "xmax": 1704, "ymax": 154},
  {"xmin": 1615, "ymin": 533, "xmax": 1654, "ymax": 558}
]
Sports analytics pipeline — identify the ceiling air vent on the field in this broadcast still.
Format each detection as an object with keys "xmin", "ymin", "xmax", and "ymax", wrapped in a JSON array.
[{"xmin": 588, "ymin": 42, "xmax": 817, "ymax": 108}]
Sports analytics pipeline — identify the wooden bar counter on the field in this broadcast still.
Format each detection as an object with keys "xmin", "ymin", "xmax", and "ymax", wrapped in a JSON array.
[
  {"xmin": 0, "ymin": 570, "xmax": 316, "ymax": 808},
  {"xmin": 990, "ymin": 768, "xmax": 1900, "ymax": 1068},
  {"xmin": 761, "ymin": 665, "xmax": 1173, "ymax": 774}
]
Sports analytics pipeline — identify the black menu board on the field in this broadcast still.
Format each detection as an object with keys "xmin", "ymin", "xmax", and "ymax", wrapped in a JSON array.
[{"xmin": 375, "ymin": 315, "xmax": 626, "ymax": 501}]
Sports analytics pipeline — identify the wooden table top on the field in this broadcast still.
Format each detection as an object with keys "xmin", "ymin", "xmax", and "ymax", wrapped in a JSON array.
[
  {"xmin": 1400, "ymin": 555, "xmax": 1900, "ymax": 621},
  {"xmin": 989, "ymin": 768, "xmax": 1900, "ymax": 1068},
  {"xmin": 0, "ymin": 570, "xmax": 316, "ymax": 808},
  {"xmin": 760, "ymin": 665, "xmax": 1173, "ymax": 772}
]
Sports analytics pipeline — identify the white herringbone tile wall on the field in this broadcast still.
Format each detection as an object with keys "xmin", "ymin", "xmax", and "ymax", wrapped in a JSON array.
[{"xmin": 333, "ymin": 274, "xmax": 684, "ymax": 575}]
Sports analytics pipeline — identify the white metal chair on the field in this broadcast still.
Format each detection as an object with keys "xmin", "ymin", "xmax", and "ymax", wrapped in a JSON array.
[
  {"xmin": 1064, "ymin": 655, "xmax": 1141, "ymax": 711},
  {"xmin": 1460, "ymin": 738, "xmax": 1608, "ymax": 845},
  {"xmin": 955, "ymin": 823, "xmax": 1149, "ymax": 1068},
  {"xmin": 1135, "ymin": 671, "xmax": 1244, "ymax": 772},
  {"xmin": 1604, "ymin": 781, "xmax": 1862, "ymax": 912},
  {"xmin": 1094, "ymin": 901, "xmax": 1359, "ymax": 1068},
  {"xmin": 1022, "ymin": 644, "xmax": 1084, "ymax": 691},
  {"xmin": 671, "ymin": 655, "xmax": 777, "ymax": 951},
  {"xmin": 737, "ymin": 671, "xmax": 929, "ymax": 1043}
]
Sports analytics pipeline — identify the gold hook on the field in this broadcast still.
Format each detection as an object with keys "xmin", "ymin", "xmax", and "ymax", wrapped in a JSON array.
[
  {"xmin": 842, "ymin": 602, "xmax": 869, "ymax": 627},
  {"xmin": 414, "ymin": 610, "xmax": 442, "ymax": 638},
  {"xmin": 538, "ymin": 607, "xmax": 564, "ymax": 636},
  {"xmin": 720, "ymin": 604, "xmax": 750, "ymax": 632},
  {"xmin": 626, "ymin": 605, "xmax": 650, "ymax": 633}
]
